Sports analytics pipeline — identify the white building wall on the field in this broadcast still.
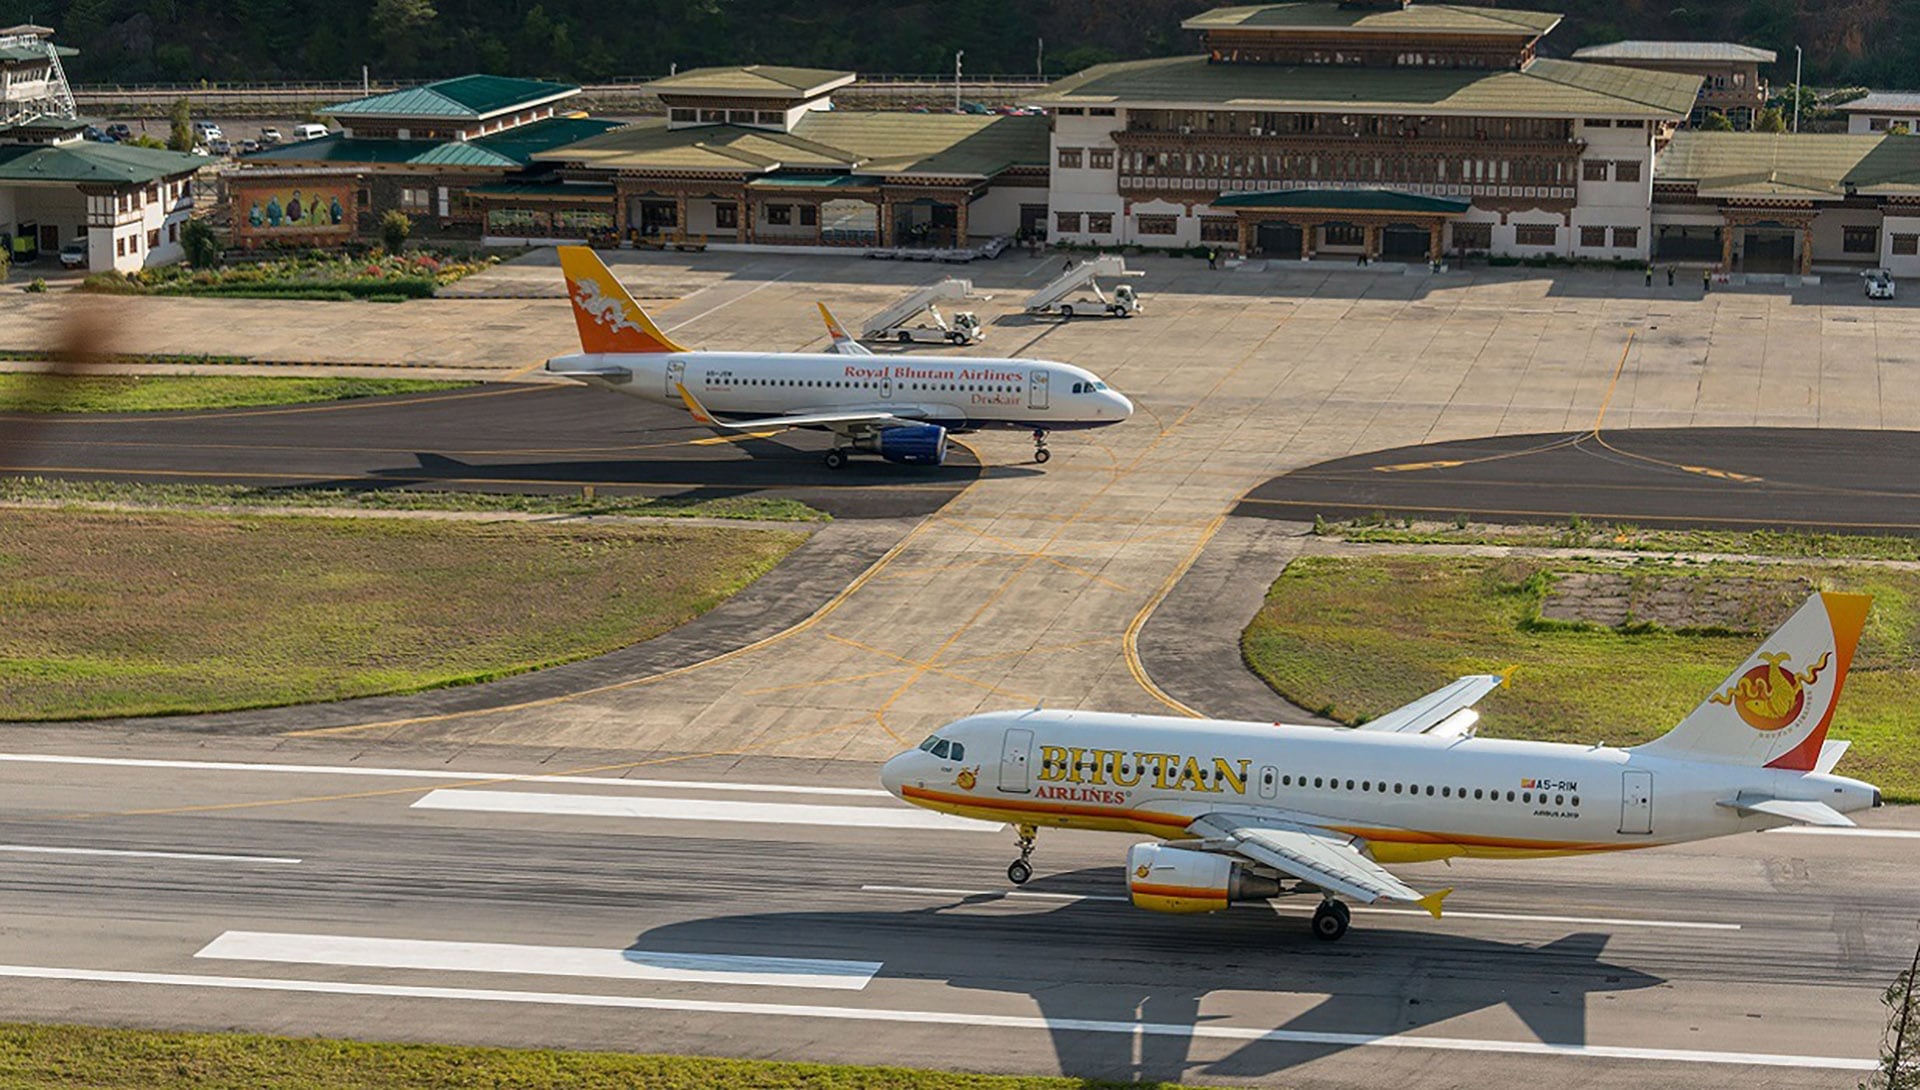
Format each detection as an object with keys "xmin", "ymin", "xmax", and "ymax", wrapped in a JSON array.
[
  {"xmin": 1046, "ymin": 108, "xmax": 1124, "ymax": 244},
  {"xmin": 83, "ymin": 172, "xmax": 197, "ymax": 273},
  {"xmin": 1809, "ymin": 206, "xmax": 1883, "ymax": 264},
  {"xmin": 968, "ymin": 183, "xmax": 1039, "ymax": 238},
  {"xmin": 1847, "ymin": 113, "xmax": 1920, "ymax": 135},
  {"xmin": 1881, "ymin": 214, "xmax": 1920, "ymax": 277},
  {"xmin": 1568, "ymin": 120, "xmax": 1655, "ymax": 260}
]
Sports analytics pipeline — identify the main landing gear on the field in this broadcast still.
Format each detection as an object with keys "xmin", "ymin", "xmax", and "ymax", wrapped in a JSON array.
[
  {"xmin": 823, "ymin": 448, "xmax": 849, "ymax": 470},
  {"xmin": 1311, "ymin": 898, "xmax": 1351, "ymax": 942},
  {"xmin": 1031, "ymin": 429, "xmax": 1051, "ymax": 465},
  {"xmin": 1007, "ymin": 824, "xmax": 1038, "ymax": 885}
]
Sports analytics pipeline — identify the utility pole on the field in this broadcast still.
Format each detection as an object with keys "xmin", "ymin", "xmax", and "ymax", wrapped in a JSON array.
[
  {"xmin": 1037, "ymin": 37, "xmax": 1044, "ymax": 79},
  {"xmin": 954, "ymin": 50, "xmax": 964, "ymax": 112},
  {"xmin": 1792, "ymin": 45, "xmax": 1803, "ymax": 133}
]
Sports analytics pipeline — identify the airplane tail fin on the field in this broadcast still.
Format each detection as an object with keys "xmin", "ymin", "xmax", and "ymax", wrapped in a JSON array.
[
  {"xmin": 818, "ymin": 303, "xmax": 872, "ymax": 355},
  {"xmin": 557, "ymin": 246, "xmax": 688, "ymax": 355},
  {"xmin": 1633, "ymin": 592, "xmax": 1870, "ymax": 771}
]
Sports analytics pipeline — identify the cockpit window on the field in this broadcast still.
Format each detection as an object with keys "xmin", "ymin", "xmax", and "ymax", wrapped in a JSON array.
[
  {"xmin": 1093, "ymin": 381, "xmax": 1108, "ymax": 390},
  {"xmin": 919, "ymin": 735, "xmax": 940, "ymax": 753},
  {"xmin": 949, "ymin": 742, "xmax": 965, "ymax": 761},
  {"xmin": 932, "ymin": 739, "xmax": 952, "ymax": 759}
]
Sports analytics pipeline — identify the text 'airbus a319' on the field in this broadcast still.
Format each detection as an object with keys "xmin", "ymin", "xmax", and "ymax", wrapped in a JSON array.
[
  {"xmin": 884, "ymin": 592, "xmax": 1881, "ymax": 940},
  {"xmin": 544, "ymin": 247, "xmax": 1132, "ymax": 468}
]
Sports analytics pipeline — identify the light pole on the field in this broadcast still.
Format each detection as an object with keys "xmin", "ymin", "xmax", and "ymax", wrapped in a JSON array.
[
  {"xmin": 955, "ymin": 50, "xmax": 964, "ymax": 112},
  {"xmin": 1793, "ymin": 45, "xmax": 1802, "ymax": 133}
]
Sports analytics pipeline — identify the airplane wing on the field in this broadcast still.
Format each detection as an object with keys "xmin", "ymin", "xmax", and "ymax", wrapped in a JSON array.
[
  {"xmin": 675, "ymin": 384, "xmax": 917, "ymax": 434},
  {"xmin": 818, "ymin": 303, "xmax": 874, "ymax": 356},
  {"xmin": 1356, "ymin": 671, "xmax": 1513, "ymax": 736},
  {"xmin": 1188, "ymin": 813, "xmax": 1451, "ymax": 917},
  {"xmin": 1717, "ymin": 795, "xmax": 1856, "ymax": 827}
]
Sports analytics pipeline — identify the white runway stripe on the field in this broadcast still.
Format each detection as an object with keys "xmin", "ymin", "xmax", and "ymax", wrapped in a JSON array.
[
  {"xmin": 411, "ymin": 788, "xmax": 995, "ymax": 831},
  {"xmin": 0, "ymin": 844, "xmax": 300, "ymax": 864},
  {"xmin": 196, "ymin": 932, "xmax": 879, "ymax": 991},
  {"xmin": 860, "ymin": 885, "xmax": 1739, "ymax": 929},
  {"xmin": 0, "ymin": 752, "xmax": 889, "ymax": 797},
  {"xmin": 0, "ymin": 963, "xmax": 1874, "ymax": 1071}
]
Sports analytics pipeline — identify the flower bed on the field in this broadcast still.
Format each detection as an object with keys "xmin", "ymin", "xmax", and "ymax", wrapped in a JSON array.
[{"xmin": 79, "ymin": 249, "xmax": 497, "ymax": 301}]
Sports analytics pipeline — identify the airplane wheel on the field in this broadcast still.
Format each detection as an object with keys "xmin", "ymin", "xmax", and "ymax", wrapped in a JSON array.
[
  {"xmin": 1059, "ymin": 305, "xmax": 1075, "ymax": 319},
  {"xmin": 1034, "ymin": 448, "xmax": 1051, "ymax": 464},
  {"xmin": 898, "ymin": 331, "xmax": 912, "ymax": 343},
  {"xmin": 1311, "ymin": 901, "xmax": 1350, "ymax": 941},
  {"xmin": 1007, "ymin": 859, "xmax": 1033, "ymax": 885},
  {"xmin": 824, "ymin": 450, "xmax": 848, "ymax": 470}
]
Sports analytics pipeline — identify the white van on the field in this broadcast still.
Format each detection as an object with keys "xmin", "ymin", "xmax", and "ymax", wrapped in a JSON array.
[{"xmin": 291, "ymin": 123, "xmax": 329, "ymax": 142}]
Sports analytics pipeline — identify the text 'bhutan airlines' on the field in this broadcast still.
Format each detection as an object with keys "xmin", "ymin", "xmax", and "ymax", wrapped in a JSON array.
[
  {"xmin": 544, "ymin": 247, "xmax": 1132, "ymax": 468},
  {"xmin": 884, "ymin": 592, "xmax": 1881, "ymax": 940}
]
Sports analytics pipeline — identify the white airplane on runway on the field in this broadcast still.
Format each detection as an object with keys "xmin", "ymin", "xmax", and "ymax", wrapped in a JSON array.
[
  {"xmin": 882, "ymin": 592, "xmax": 1882, "ymax": 941},
  {"xmin": 543, "ymin": 247, "xmax": 1133, "ymax": 468}
]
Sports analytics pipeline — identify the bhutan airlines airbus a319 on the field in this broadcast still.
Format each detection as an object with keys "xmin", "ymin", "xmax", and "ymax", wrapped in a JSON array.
[
  {"xmin": 544, "ymin": 247, "xmax": 1131, "ymax": 468},
  {"xmin": 883, "ymin": 592, "xmax": 1882, "ymax": 940}
]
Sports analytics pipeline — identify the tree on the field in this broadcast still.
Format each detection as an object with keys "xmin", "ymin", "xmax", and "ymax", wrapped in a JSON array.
[
  {"xmin": 167, "ymin": 97, "xmax": 194, "ymax": 152},
  {"xmin": 1754, "ymin": 106, "xmax": 1786, "ymax": 133},
  {"xmin": 1699, "ymin": 110, "xmax": 1736, "ymax": 132},
  {"xmin": 379, "ymin": 209, "xmax": 412, "ymax": 254},
  {"xmin": 1865, "ymin": 933, "xmax": 1920, "ymax": 1090},
  {"xmin": 180, "ymin": 218, "xmax": 220, "ymax": 267}
]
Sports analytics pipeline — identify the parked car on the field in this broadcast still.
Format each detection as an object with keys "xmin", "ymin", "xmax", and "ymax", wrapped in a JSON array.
[
  {"xmin": 58, "ymin": 239, "xmax": 88, "ymax": 269},
  {"xmin": 104, "ymin": 123, "xmax": 132, "ymax": 141},
  {"xmin": 239, "ymin": 139, "xmax": 261, "ymax": 154},
  {"xmin": 1866, "ymin": 268, "xmax": 1896, "ymax": 300},
  {"xmin": 258, "ymin": 127, "xmax": 283, "ymax": 145},
  {"xmin": 193, "ymin": 120, "xmax": 224, "ymax": 141},
  {"xmin": 291, "ymin": 123, "xmax": 329, "ymax": 141},
  {"xmin": 206, "ymin": 137, "xmax": 231, "ymax": 155}
]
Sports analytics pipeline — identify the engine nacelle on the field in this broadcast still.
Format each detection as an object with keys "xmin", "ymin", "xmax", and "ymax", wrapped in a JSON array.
[
  {"xmin": 862, "ymin": 423, "xmax": 948, "ymax": 466},
  {"xmin": 1126, "ymin": 842, "xmax": 1283, "ymax": 914}
]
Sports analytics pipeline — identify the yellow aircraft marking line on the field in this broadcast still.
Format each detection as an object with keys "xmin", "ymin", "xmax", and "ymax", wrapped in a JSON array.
[
  {"xmin": 1235, "ymin": 494, "xmax": 1920, "ymax": 530},
  {"xmin": 68, "ymin": 718, "xmax": 870, "ymax": 822},
  {"xmin": 0, "ymin": 383, "xmax": 541, "ymax": 426},
  {"xmin": 1120, "ymin": 514, "xmax": 1223, "ymax": 719},
  {"xmin": 871, "ymin": 556, "xmax": 1013, "ymax": 582},
  {"xmin": 279, "ymin": 470, "xmax": 987, "ymax": 739},
  {"xmin": 1584, "ymin": 329, "xmax": 1766, "ymax": 484},
  {"xmin": 740, "ymin": 667, "xmax": 916, "ymax": 697},
  {"xmin": 741, "ymin": 636, "xmax": 1116, "ymax": 700},
  {"xmin": 933, "ymin": 515, "xmax": 1134, "ymax": 594},
  {"xmin": 690, "ymin": 430, "xmax": 784, "ymax": 446},
  {"xmin": 821, "ymin": 633, "xmax": 1035, "ymax": 705},
  {"xmin": 873, "ymin": 297, "xmax": 1295, "ymax": 728}
]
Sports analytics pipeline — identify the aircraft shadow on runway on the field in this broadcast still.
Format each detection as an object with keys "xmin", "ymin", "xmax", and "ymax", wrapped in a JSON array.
[{"xmin": 627, "ymin": 865, "xmax": 1663, "ymax": 1083}]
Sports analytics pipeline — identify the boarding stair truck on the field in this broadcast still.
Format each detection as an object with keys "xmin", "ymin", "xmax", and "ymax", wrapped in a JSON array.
[
  {"xmin": 861, "ymin": 278, "xmax": 986, "ymax": 345},
  {"xmin": 1024, "ymin": 255, "xmax": 1143, "ymax": 319}
]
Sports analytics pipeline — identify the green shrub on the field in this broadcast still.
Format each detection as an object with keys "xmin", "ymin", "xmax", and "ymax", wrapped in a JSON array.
[
  {"xmin": 24, "ymin": 278, "xmax": 45, "ymax": 293},
  {"xmin": 79, "ymin": 271, "xmax": 137, "ymax": 294},
  {"xmin": 180, "ymin": 218, "xmax": 221, "ymax": 267},
  {"xmin": 379, "ymin": 209, "xmax": 412, "ymax": 254}
]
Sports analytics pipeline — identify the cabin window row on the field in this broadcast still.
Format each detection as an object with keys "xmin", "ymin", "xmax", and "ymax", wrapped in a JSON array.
[
  {"xmin": 1279, "ymin": 772, "xmax": 1577, "ymax": 807},
  {"xmin": 717, "ymin": 378, "xmax": 1021, "ymax": 393}
]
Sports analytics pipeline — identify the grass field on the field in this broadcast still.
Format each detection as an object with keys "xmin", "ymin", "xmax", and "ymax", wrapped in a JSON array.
[
  {"xmin": 1319, "ymin": 515, "xmax": 1920, "ymax": 562},
  {"xmin": 0, "ymin": 509, "xmax": 806, "ymax": 720},
  {"xmin": 0, "ymin": 1023, "xmax": 1201, "ymax": 1090},
  {"xmin": 0, "ymin": 373, "xmax": 470, "ymax": 412},
  {"xmin": 1243, "ymin": 555, "xmax": 1920, "ymax": 801}
]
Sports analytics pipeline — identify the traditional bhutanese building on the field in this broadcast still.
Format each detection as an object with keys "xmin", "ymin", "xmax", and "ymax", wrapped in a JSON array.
[
  {"xmin": 1032, "ymin": 0, "xmax": 1702, "ymax": 262},
  {"xmin": 525, "ymin": 66, "xmax": 1049, "ymax": 248},
  {"xmin": 1572, "ymin": 42, "xmax": 1776, "ymax": 129}
]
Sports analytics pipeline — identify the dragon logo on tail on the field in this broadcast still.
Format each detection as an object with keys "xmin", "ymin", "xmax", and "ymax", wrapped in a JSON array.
[{"xmin": 1710, "ymin": 649, "xmax": 1832, "ymax": 731}]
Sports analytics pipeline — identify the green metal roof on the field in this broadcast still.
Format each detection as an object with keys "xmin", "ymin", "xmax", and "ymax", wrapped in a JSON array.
[
  {"xmin": 537, "ymin": 113, "xmax": 1048, "ymax": 180},
  {"xmin": 644, "ymin": 65, "xmax": 855, "ymax": 99},
  {"xmin": 0, "ymin": 113, "xmax": 89, "ymax": 134},
  {"xmin": 1572, "ymin": 41, "xmax": 1776, "ymax": 64},
  {"xmin": 1038, "ymin": 54, "xmax": 1702, "ymax": 119},
  {"xmin": 1213, "ymin": 188, "xmax": 1471, "ymax": 212},
  {"xmin": 1656, "ymin": 130, "xmax": 1920, "ymax": 199},
  {"xmin": 240, "ymin": 116, "xmax": 619, "ymax": 169},
  {"xmin": 1183, "ymin": 3, "xmax": 1561, "ymax": 35},
  {"xmin": 0, "ymin": 140, "xmax": 205, "ymax": 184},
  {"xmin": 748, "ymin": 173, "xmax": 880, "ymax": 187},
  {"xmin": 326, "ymin": 75, "xmax": 578, "ymax": 119},
  {"xmin": 466, "ymin": 178, "xmax": 615, "ymax": 197},
  {"xmin": 0, "ymin": 43, "xmax": 77, "ymax": 61}
]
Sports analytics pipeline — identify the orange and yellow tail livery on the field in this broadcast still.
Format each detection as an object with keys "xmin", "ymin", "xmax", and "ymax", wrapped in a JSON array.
[{"xmin": 557, "ymin": 246, "xmax": 688, "ymax": 355}]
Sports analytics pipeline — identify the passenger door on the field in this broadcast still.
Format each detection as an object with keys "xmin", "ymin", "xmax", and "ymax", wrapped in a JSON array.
[
  {"xmin": 1027, "ymin": 369, "xmax": 1049, "ymax": 410},
  {"xmin": 1619, "ymin": 770, "xmax": 1653, "ymax": 835},
  {"xmin": 1258, "ymin": 766, "xmax": 1278, "ymax": 800},
  {"xmin": 664, "ymin": 358, "xmax": 686, "ymax": 398},
  {"xmin": 998, "ymin": 729, "xmax": 1033, "ymax": 794}
]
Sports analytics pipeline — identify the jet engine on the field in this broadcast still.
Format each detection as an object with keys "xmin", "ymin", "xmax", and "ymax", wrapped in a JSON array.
[
  {"xmin": 859, "ymin": 424, "xmax": 948, "ymax": 466},
  {"xmin": 1125, "ymin": 842, "xmax": 1283, "ymax": 914}
]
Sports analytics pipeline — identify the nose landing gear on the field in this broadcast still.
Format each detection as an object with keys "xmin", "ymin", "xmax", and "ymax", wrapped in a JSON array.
[
  {"xmin": 1031, "ymin": 429, "xmax": 1051, "ymax": 465},
  {"xmin": 1311, "ymin": 898, "xmax": 1351, "ymax": 941},
  {"xmin": 1007, "ymin": 824, "xmax": 1038, "ymax": 885}
]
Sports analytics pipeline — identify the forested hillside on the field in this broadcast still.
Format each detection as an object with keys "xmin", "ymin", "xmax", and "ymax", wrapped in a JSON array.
[{"xmin": 8, "ymin": 0, "xmax": 1917, "ymax": 89}]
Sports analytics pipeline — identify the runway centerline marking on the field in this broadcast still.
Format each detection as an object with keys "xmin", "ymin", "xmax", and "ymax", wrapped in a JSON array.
[
  {"xmin": 0, "ymin": 844, "xmax": 300, "ymax": 865},
  {"xmin": 0, "ymin": 752, "xmax": 891, "ymax": 797},
  {"xmin": 0, "ymin": 964, "xmax": 1872, "ymax": 1071},
  {"xmin": 411, "ymin": 788, "xmax": 997, "ymax": 831},
  {"xmin": 861, "ymin": 885, "xmax": 1739, "ymax": 929},
  {"xmin": 196, "ymin": 932, "xmax": 879, "ymax": 991}
]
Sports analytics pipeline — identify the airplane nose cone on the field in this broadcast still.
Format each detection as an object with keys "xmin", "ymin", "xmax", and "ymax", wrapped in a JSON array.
[
  {"xmin": 879, "ymin": 752, "xmax": 912, "ymax": 798},
  {"xmin": 1111, "ymin": 391, "xmax": 1135, "ymax": 418}
]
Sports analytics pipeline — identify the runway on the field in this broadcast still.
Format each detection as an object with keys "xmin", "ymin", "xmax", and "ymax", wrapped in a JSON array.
[
  {"xmin": 0, "ymin": 384, "xmax": 984, "ymax": 521},
  {"xmin": 1237, "ymin": 428, "xmax": 1920, "ymax": 533},
  {"xmin": 2, "ymin": 731, "xmax": 1913, "ymax": 1088}
]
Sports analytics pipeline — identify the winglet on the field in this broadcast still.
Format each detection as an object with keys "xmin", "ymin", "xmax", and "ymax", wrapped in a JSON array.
[
  {"xmin": 819, "ymin": 302, "xmax": 851, "ymax": 342},
  {"xmin": 674, "ymin": 382, "xmax": 720, "ymax": 427},
  {"xmin": 1417, "ymin": 887, "xmax": 1453, "ymax": 919},
  {"xmin": 1498, "ymin": 665, "xmax": 1519, "ymax": 689}
]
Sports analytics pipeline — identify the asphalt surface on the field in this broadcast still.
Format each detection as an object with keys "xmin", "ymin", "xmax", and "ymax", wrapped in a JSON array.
[
  {"xmin": 2, "ymin": 731, "xmax": 1913, "ymax": 1089},
  {"xmin": 0, "ymin": 383, "xmax": 985, "ymax": 521},
  {"xmin": 1237, "ymin": 428, "xmax": 1920, "ymax": 534}
]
